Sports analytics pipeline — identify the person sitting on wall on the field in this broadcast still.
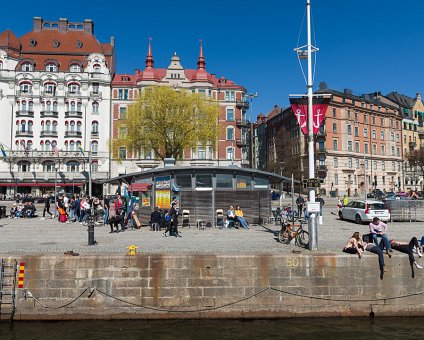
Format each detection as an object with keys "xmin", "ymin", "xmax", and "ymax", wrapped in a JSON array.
[
  {"xmin": 225, "ymin": 205, "xmax": 238, "ymax": 228},
  {"xmin": 390, "ymin": 237, "xmax": 423, "ymax": 278},
  {"xmin": 342, "ymin": 232, "xmax": 364, "ymax": 259},
  {"xmin": 369, "ymin": 217, "xmax": 393, "ymax": 257},
  {"xmin": 235, "ymin": 205, "xmax": 249, "ymax": 229},
  {"xmin": 362, "ymin": 234, "xmax": 387, "ymax": 280}
]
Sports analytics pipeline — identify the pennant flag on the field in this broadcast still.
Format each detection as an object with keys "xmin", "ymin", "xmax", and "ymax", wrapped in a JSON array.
[
  {"xmin": 79, "ymin": 146, "xmax": 85, "ymax": 156},
  {"xmin": 289, "ymin": 97, "xmax": 330, "ymax": 135},
  {"xmin": 0, "ymin": 144, "xmax": 7, "ymax": 161}
]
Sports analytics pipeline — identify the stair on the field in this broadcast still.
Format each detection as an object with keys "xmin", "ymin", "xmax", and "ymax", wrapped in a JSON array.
[{"xmin": 0, "ymin": 259, "xmax": 17, "ymax": 322}]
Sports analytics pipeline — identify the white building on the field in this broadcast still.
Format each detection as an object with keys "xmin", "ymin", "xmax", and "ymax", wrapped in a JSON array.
[{"xmin": 0, "ymin": 17, "xmax": 115, "ymax": 197}]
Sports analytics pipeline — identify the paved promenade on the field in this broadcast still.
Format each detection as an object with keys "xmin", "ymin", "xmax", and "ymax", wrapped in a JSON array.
[{"xmin": 0, "ymin": 199, "xmax": 423, "ymax": 255}]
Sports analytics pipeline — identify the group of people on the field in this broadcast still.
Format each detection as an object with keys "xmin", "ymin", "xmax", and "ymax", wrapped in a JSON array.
[
  {"xmin": 225, "ymin": 205, "xmax": 249, "ymax": 229},
  {"xmin": 343, "ymin": 217, "xmax": 423, "ymax": 279},
  {"xmin": 9, "ymin": 201, "xmax": 36, "ymax": 218},
  {"xmin": 293, "ymin": 193, "xmax": 325, "ymax": 219}
]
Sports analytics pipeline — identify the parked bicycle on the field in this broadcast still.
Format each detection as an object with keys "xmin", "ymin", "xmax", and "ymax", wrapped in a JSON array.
[{"xmin": 278, "ymin": 219, "xmax": 309, "ymax": 247}]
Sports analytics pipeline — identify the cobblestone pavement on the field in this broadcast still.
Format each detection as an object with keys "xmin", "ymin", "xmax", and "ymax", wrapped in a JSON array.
[{"xmin": 0, "ymin": 199, "xmax": 423, "ymax": 255}]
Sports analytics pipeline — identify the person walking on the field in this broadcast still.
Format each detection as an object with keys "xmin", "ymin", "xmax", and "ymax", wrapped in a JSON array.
[
  {"xmin": 41, "ymin": 193, "xmax": 52, "ymax": 219},
  {"xmin": 316, "ymin": 194, "xmax": 325, "ymax": 217},
  {"xmin": 343, "ymin": 194, "xmax": 349, "ymax": 207},
  {"xmin": 296, "ymin": 194, "xmax": 305, "ymax": 218},
  {"xmin": 169, "ymin": 202, "xmax": 181, "ymax": 237}
]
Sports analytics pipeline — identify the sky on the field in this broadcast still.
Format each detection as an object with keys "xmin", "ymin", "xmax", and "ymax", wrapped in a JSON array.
[{"xmin": 1, "ymin": 0, "xmax": 424, "ymax": 118}]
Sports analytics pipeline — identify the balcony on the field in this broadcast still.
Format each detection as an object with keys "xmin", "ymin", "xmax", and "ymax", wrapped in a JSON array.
[
  {"xmin": 15, "ymin": 130, "xmax": 33, "ymax": 137},
  {"xmin": 17, "ymin": 89, "xmax": 33, "ymax": 96},
  {"xmin": 40, "ymin": 111, "xmax": 58, "ymax": 118},
  {"xmin": 64, "ymin": 131, "xmax": 82, "ymax": 138},
  {"xmin": 90, "ymin": 91, "xmax": 102, "ymax": 98},
  {"xmin": 41, "ymin": 90, "xmax": 56, "ymax": 97},
  {"xmin": 65, "ymin": 111, "xmax": 83, "ymax": 118},
  {"xmin": 236, "ymin": 101, "xmax": 249, "ymax": 110},
  {"xmin": 16, "ymin": 110, "xmax": 34, "ymax": 118},
  {"xmin": 236, "ymin": 139, "xmax": 248, "ymax": 147},
  {"xmin": 91, "ymin": 132, "xmax": 99, "ymax": 139},
  {"xmin": 66, "ymin": 91, "xmax": 82, "ymax": 97},
  {"xmin": 40, "ymin": 130, "xmax": 58, "ymax": 138},
  {"xmin": 236, "ymin": 118, "xmax": 248, "ymax": 127}
]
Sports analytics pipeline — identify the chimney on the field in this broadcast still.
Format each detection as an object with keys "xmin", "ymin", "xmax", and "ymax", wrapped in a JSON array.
[
  {"xmin": 59, "ymin": 18, "xmax": 68, "ymax": 32},
  {"xmin": 319, "ymin": 82, "xmax": 328, "ymax": 90},
  {"xmin": 110, "ymin": 36, "xmax": 115, "ymax": 46},
  {"xmin": 83, "ymin": 19, "xmax": 93, "ymax": 34},
  {"xmin": 33, "ymin": 17, "xmax": 43, "ymax": 31}
]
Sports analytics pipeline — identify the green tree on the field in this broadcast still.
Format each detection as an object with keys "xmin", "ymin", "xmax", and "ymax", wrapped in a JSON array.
[{"xmin": 113, "ymin": 86, "xmax": 220, "ymax": 161}]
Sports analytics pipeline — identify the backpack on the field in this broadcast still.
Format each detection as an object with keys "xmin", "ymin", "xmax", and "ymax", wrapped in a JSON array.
[{"xmin": 165, "ymin": 214, "xmax": 171, "ymax": 222}]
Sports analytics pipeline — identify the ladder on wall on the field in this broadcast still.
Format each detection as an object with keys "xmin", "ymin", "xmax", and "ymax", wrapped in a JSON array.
[{"xmin": 0, "ymin": 259, "xmax": 17, "ymax": 322}]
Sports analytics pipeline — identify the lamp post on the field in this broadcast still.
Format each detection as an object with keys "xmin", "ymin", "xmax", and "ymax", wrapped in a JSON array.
[
  {"xmin": 245, "ymin": 92, "xmax": 258, "ymax": 169},
  {"xmin": 88, "ymin": 142, "xmax": 92, "ymax": 197},
  {"xmin": 54, "ymin": 162, "xmax": 59, "ymax": 217}
]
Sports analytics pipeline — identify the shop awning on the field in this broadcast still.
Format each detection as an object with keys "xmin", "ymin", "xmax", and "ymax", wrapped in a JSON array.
[
  {"xmin": 0, "ymin": 182, "xmax": 85, "ymax": 187},
  {"xmin": 129, "ymin": 183, "xmax": 151, "ymax": 192}
]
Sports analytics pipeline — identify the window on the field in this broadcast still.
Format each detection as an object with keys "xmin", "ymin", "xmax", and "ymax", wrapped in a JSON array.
[
  {"xmin": 390, "ymin": 132, "xmax": 394, "ymax": 141},
  {"xmin": 348, "ymin": 141, "xmax": 352, "ymax": 152},
  {"xmin": 364, "ymin": 128, "xmax": 368, "ymax": 138},
  {"xmin": 391, "ymin": 146, "xmax": 395, "ymax": 156},
  {"xmin": 198, "ymin": 147, "xmax": 206, "ymax": 160},
  {"xmin": 364, "ymin": 143, "xmax": 369, "ymax": 154},
  {"xmin": 372, "ymin": 130, "xmax": 376, "ymax": 139},
  {"xmin": 365, "ymin": 160, "xmax": 369, "ymax": 169},
  {"xmin": 334, "ymin": 174, "xmax": 338, "ymax": 185},
  {"xmin": 118, "ymin": 89, "xmax": 129, "ymax": 100},
  {"xmin": 333, "ymin": 139, "xmax": 338, "ymax": 151},
  {"xmin": 21, "ymin": 63, "xmax": 33, "ymax": 72},
  {"xmin": 119, "ymin": 107, "xmax": 127, "ymax": 119},
  {"xmin": 396, "ymin": 147, "xmax": 400, "ymax": 157},
  {"xmin": 236, "ymin": 175, "xmax": 252, "ymax": 189},
  {"xmin": 348, "ymin": 158, "xmax": 352, "ymax": 168},
  {"xmin": 92, "ymin": 83, "xmax": 99, "ymax": 94},
  {"xmin": 226, "ymin": 147, "xmax": 235, "ymax": 160},
  {"xmin": 92, "ymin": 102, "xmax": 99, "ymax": 113},
  {"xmin": 196, "ymin": 175, "xmax": 212, "ymax": 188},
  {"xmin": 42, "ymin": 161, "xmax": 55, "ymax": 172},
  {"xmin": 382, "ymin": 161, "xmax": 385, "ymax": 171},
  {"xmin": 91, "ymin": 121, "xmax": 99, "ymax": 134},
  {"xmin": 356, "ymin": 159, "xmax": 360, "ymax": 169},
  {"xmin": 392, "ymin": 161, "xmax": 396, "ymax": 171},
  {"xmin": 396, "ymin": 134, "xmax": 399, "ymax": 142},
  {"xmin": 118, "ymin": 147, "xmax": 127, "ymax": 159},
  {"xmin": 354, "ymin": 126, "xmax": 359, "ymax": 137},
  {"xmin": 67, "ymin": 161, "xmax": 80, "ymax": 172},
  {"xmin": 226, "ymin": 126, "xmax": 234, "ymax": 140},
  {"xmin": 381, "ymin": 131, "xmax": 384, "ymax": 140},
  {"xmin": 381, "ymin": 145, "xmax": 385, "ymax": 155},
  {"xmin": 372, "ymin": 144, "xmax": 377, "ymax": 154},
  {"xmin": 45, "ymin": 120, "xmax": 51, "ymax": 132},
  {"xmin": 347, "ymin": 125, "xmax": 352, "ymax": 135},
  {"xmin": 374, "ymin": 161, "xmax": 378, "ymax": 170},
  {"xmin": 45, "ymin": 63, "xmax": 57, "ymax": 72},
  {"xmin": 91, "ymin": 141, "xmax": 98, "ymax": 154},
  {"xmin": 364, "ymin": 115, "xmax": 368, "ymax": 123},
  {"xmin": 354, "ymin": 113, "xmax": 358, "ymax": 121},
  {"xmin": 18, "ymin": 161, "xmax": 31, "ymax": 172},
  {"xmin": 68, "ymin": 83, "xmax": 80, "ymax": 94},
  {"xmin": 70, "ymin": 64, "xmax": 81, "ymax": 72},
  {"xmin": 20, "ymin": 82, "xmax": 32, "ymax": 93},
  {"xmin": 225, "ymin": 91, "xmax": 235, "ymax": 102},
  {"xmin": 332, "ymin": 108, "xmax": 336, "ymax": 118},
  {"xmin": 355, "ymin": 141, "xmax": 360, "ymax": 153},
  {"xmin": 347, "ymin": 110, "xmax": 351, "ymax": 119},
  {"xmin": 334, "ymin": 157, "xmax": 338, "ymax": 168},
  {"xmin": 216, "ymin": 174, "xmax": 233, "ymax": 189},
  {"xmin": 332, "ymin": 123, "xmax": 337, "ymax": 133},
  {"xmin": 118, "ymin": 127, "xmax": 127, "ymax": 139},
  {"xmin": 44, "ymin": 83, "xmax": 56, "ymax": 95},
  {"xmin": 175, "ymin": 175, "xmax": 192, "ymax": 188},
  {"xmin": 372, "ymin": 116, "xmax": 376, "ymax": 124},
  {"xmin": 226, "ymin": 108, "xmax": 234, "ymax": 121}
]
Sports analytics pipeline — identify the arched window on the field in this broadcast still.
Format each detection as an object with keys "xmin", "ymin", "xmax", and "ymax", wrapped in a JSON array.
[
  {"xmin": 52, "ymin": 121, "xmax": 58, "ymax": 132},
  {"xmin": 45, "ymin": 120, "xmax": 51, "ymax": 132},
  {"xmin": 92, "ymin": 102, "xmax": 99, "ymax": 113},
  {"xmin": 70, "ymin": 121, "xmax": 75, "ymax": 132},
  {"xmin": 91, "ymin": 141, "xmax": 98, "ymax": 154},
  {"xmin": 27, "ymin": 141, "xmax": 33, "ymax": 151},
  {"xmin": 20, "ymin": 120, "xmax": 26, "ymax": 132},
  {"xmin": 44, "ymin": 82, "xmax": 56, "ymax": 95},
  {"xmin": 52, "ymin": 140, "xmax": 57, "ymax": 150},
  {"xmin": 53, "ymin": 101, "xmax": 58, "ymax": 111},
  {"xmin": 226, "ymin": 147, "xmax": 235, "ymax": 160},
  {"xmin": 28, "ymin": 121, "xmax": 33, "ymax": 132},
  {"xmin": 21, "ymin": 100, "xmax": 27, "ymax": 111},
  {"xmin": 91, "ymin": 121, "xmax": 99, "ymax": 134},
  {"xmin": 28, "ymin": 101, "xmax": 33, "ymax": 111},
  {"xmin": 77, "ymin": 102, "xmax": 82, "ymax": 111},
  {"xmin": 69, "ymin": 63, "xmax": 81, "ymax": 72},
  {"xmin": 21, "ymin": 62, "xmax": 33, "ymax": 72},
  {"xmin": 76, "ymin": 121, "xmax": 82, "ymax": 132},
  {"xmin": 93, "ymin": 64, "xmax": 101, "ymax": 73},
  {"xmin": 226, "ymin": 126, "xmax": 234, "ymax": 140},
  {"xmin": 70, "ymin": 101, "xmax": 76, "ymax": 112},
  {"xmin": 67, "ymin": 161, "xmax": 80, "ymax": 172},
  {"xmin": 43, "ymin": 161, "xmax": 55, "ymax": 172},
  {"xmin": 67, "ymin": 82, "xmax": 80, "ymax": 94},
  {"xmin": 45, "ymin": 101, "xmax": 52, "ymax": 112},
  {"xmin": 19, "ymin": 81, "xmax": 32, "ymax": 94},
  {"xmin": 45, "ymin": 63, "xmax": 57, "ymax": 72},
  {"xmin": 69, "ymin": 141, "xmax": 76, "ymax": 151},
  {"xmin": 18, "ymin": 161, "xmax": 31, "ymax": 172},
  {"xmin": 45, "ymin": 140, "xmax": 51, "ymax": 151}
]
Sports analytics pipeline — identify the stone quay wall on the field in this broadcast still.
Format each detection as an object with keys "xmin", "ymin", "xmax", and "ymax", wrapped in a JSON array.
[{"xmin": 7, "ymin": 253, "xmax": 424, "ymax": 320}]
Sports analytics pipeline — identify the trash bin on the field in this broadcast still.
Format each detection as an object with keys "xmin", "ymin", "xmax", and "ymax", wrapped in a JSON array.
[{"xmin": 0, "ymin": 206, "xmax": 6, "ymax": 218}]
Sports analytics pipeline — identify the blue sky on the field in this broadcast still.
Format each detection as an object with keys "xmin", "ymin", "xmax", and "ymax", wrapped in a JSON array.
[{"xmin": 2, "ymin": 0, "xmax": 424, "ymax": 118}]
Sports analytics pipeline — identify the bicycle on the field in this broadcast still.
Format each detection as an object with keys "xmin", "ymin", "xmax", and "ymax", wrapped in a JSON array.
[{"xmin": 278, "ymin": 219, "xmax": 309, "ymax": 247}]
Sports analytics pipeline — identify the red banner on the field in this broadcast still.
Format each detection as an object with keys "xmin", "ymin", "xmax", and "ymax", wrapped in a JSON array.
[{"xmin": 289, "ymin": 97, "xmax": 330, "ymax": 135}]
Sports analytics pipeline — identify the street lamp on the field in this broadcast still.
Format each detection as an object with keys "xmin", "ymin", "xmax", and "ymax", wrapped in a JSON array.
[
  {"xmin": 245, "ymin": 92, "xmax": 258, "ymax": 168},
  {"xmin": 54, "ymin": 163, "xmax": 59, "ymax": 217}
]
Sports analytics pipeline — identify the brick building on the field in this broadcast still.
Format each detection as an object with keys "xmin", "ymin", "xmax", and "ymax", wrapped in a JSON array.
[
  {"xmin": 110, "ymin": 41, "xmax": 249, "ymax": 177},
  {"xmin": 0, "ymin": 17, "xmax": 115, "ymax": 196}
]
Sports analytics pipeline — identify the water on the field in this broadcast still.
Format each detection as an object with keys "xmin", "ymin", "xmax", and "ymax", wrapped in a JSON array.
[{"xmin": 0, "ymin": 317, "xmax": 422, "ymax": 339}]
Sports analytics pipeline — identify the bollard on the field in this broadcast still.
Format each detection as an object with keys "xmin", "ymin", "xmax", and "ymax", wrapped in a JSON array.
[{"xmin": 88, "ymin": 222, "xmax": 96, "ymax": 245}]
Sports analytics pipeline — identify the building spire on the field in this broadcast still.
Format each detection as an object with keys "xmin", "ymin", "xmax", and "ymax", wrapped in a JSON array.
[
  {"xmin": 197, "ymin": 39, "xmax": 206, "ymax": 70},
  {"xmin": 145, "ymin": 37, "xmax": 154, "ymax": 69}
]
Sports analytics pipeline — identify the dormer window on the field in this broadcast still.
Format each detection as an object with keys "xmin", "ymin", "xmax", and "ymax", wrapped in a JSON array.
[
  {"xmin": 70, "ymin": 63, "xmax": 81, "ymax": 73},
  {"xmin": 45, "ymin": 63, "xmax": 57, "ymax": 72},
  {"xmin": 21, "ymin": 62, "xmax": 33, "ymax": 72},
  {"xmin": 122, "ymin": 76, "xmax": 129, "ymax": 81}
]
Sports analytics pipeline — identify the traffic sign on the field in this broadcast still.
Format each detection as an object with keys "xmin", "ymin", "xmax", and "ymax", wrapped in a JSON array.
[{"xmin": 302, "ymin": 178, "xmax": 321, "ymax": 188}]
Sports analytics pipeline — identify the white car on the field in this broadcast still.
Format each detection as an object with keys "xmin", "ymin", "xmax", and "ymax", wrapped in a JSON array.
[{"xmin": 339, "ymin": 200, "xmax": 390, "ymax": 224}]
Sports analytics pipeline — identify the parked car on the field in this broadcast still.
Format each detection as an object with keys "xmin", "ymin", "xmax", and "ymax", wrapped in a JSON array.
[
  {"xmin": 339, "ymin": 200, "xmax": 390, "ymax": 224},
  {"xmin": 367, "ymin": 189, "xmax": 384, "ymax": 200}
]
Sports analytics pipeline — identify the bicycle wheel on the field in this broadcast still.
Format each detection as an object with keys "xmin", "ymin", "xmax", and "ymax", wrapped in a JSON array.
[
  {"xmin": 296, "ymin": 230, "xmax": 309, "ymax": 247},
  {"xmin": 278, "ymin": 229, "xmax": 291, "ymax": 244}
]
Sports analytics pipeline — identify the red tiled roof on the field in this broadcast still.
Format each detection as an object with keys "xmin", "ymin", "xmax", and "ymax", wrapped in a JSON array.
[
  {"xmin": 0, "ymin": 29, "xmax": 21, "ymax": 58},
  {"xmin": 266, "ymin": 105, "xmax": 282, "ymax": 120}
]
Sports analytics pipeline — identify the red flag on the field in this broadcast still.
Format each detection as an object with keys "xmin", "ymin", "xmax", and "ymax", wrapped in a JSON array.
[{"xmin": 289, "ymin": 97, "xmax": 330, "ymax": 135}]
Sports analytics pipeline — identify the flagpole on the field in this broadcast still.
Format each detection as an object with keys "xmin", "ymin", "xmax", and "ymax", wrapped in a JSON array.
[
  {"xmin": 306, "ymin": 0, "xmax": 318, "ymax": 250},
  {"xmin": 88, "ymin": 142, "xmax": 92, "ymax": 197}
]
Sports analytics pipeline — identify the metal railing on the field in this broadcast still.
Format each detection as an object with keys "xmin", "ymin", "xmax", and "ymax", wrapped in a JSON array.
[{"xmin": 384, "ymin": 199, "xmax": 424, "ymax": 222}]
